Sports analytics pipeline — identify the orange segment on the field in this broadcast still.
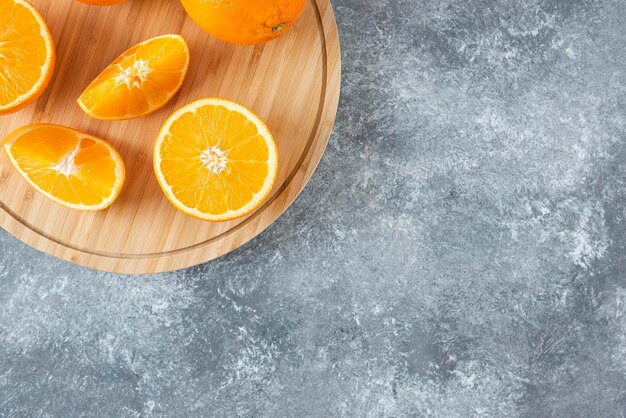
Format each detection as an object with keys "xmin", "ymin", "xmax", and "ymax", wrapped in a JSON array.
[
  {"xmin": 0, "ymin": 0, "xmax": 55, "ymax": 114},
  {"xmin": 3, "ymin": 124, "xmax": 125, "ymax": 210},
  {"xmin": 153, "ymin": 98, "xmax": 279, "ymax": 221},
  {"xmin": 77, "ymin": 34, "xmax": 189, "ymax": 120}
]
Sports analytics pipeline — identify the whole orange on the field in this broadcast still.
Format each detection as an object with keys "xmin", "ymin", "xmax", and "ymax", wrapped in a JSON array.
[
  {"xmin": 76, "ymin": 0, "xmax": 126, "ymax": 5},
  {"xmin": 180, "ymin": 0, "xmax": 307, "ymax": 45}
]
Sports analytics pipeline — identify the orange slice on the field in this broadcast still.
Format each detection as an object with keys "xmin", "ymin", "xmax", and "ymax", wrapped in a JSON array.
[
  {"xmin": 3, "ymin": 124, "xmax": 125, "ymax": 211},
  {"xmin": 77, "ymin": 34, "xmax": 189, "ymax": 120},
  {"xmin": 153, "ymin": 98, "xmax": 279, "ymax": 221},
  {"xmin": 0, "ymin": 0, "xmax": 55, "ymax": 115}
]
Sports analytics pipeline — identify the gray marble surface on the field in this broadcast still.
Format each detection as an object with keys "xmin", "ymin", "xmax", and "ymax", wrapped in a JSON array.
[{"xmin": 1, "ymin": 0, "xmax": 626, "ymax": 416}]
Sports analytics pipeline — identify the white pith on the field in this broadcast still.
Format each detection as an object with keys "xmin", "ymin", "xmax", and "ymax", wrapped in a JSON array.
[
  {"xmin": 52, "ymin": 143, "xmax": 80, "ymax": 176},
  {"xmin": 200, "ymin": 146, "xmax": 228, "ymax": 175},
  {"xmin": 115, "ymin": 59, "xmax": 152, "ymax": 89}
]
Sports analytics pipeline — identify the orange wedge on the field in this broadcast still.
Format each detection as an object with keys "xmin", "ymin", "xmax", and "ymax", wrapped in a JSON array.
[
  {"xmin": 0, "ymin": 0, "xmax": 55, "ymax": 115},
  {"xmin": 3, "ymin": 124, "xmax": 125, "ymax": 211},
  {"xmin": 77, "ymin": 34, "xmax": 189, "ymax": 120},
  {"xmin": 153, "ymin": 98, "xmax": 279, "ymax": 221}
]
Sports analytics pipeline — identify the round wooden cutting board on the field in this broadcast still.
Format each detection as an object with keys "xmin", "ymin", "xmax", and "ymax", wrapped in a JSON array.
[{"xmin": 0, "ymin": 0, "xmax": 341, "ymax": 274}]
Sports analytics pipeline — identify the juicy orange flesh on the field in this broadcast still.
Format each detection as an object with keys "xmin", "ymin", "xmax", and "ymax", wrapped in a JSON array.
[
  {"xmin": 80, "ymin": 37, "xmax": 187, "ymax": 118},
  {"xmin": 159, "ymin": 105, "xmax": 270, "ymax": 215},
  {"xmin": 9, "ymin": 127, "xmax": 118, "ymax": 206},
  {"xmin": 0, "ymin": 0, "xmax": 48, "ymax": 106}
]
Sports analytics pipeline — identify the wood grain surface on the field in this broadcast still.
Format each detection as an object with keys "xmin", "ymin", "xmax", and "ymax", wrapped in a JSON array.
[{"xmin": 0, "ymin": 0, "xmax": 341, "ymax": 274}]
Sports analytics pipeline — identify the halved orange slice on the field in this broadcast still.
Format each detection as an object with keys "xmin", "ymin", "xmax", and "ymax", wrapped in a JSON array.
[
  {"xmin": 153, "ymin": 98, "xmax": 279, "ymax": 221},
  {"xmin": 0, "ymin": 0, "xmax": 55, "ymax": 115},
  {"xmin": 3, "ymin": 124, "xmax": 125, "ymax": 211},
  {"xmin": 77, "ymin": 34, "xmax": 189, "ymax": 120}
]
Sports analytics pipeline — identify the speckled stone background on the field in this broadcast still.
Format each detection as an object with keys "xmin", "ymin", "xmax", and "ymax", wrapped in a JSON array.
[{"xmin": 1, "ymin": 0, "xmax": 626, "ymax": 416}]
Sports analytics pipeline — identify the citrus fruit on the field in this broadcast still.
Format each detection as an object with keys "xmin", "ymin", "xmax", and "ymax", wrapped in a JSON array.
[
  {"xmin": 75, "ymin": 0, "xmax": 126, "ymax": 4},
  {"xmin": 180, "ymin": 0, "xmax": 306, "ymax": 45},
  {"xmin": 0, "ymin": 0, "xmax": 55, "ymax": 115},
  {"xmin": 77, "ymin": 34, "xmax": 189, "ymax": 120},
  {"xmin": 153, "ymin": 98, "xmax": 279, "ymax": 221},
  {"xmin": 3, "ymin": 124, "xmax": 125, "ymax": 211}
]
